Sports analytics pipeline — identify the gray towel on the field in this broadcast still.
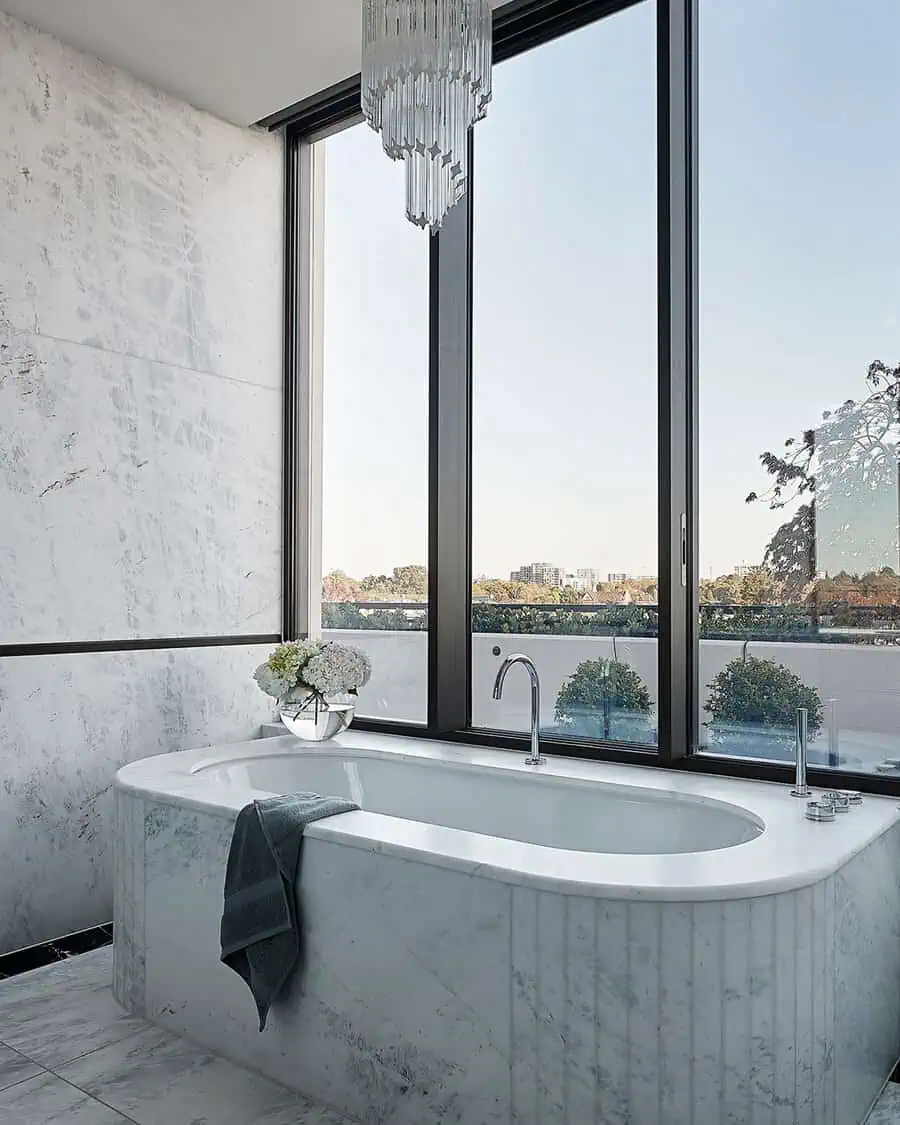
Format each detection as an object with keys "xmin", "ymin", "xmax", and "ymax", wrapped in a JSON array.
[{"xmin": 220, "ymin": 792, "xmax": 358, "ymax": 1031}]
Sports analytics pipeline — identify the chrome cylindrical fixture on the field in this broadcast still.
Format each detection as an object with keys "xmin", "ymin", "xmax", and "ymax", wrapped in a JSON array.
[{"xmin": 791, "ymin": 706, "xmax": 810, "ymax": 798}]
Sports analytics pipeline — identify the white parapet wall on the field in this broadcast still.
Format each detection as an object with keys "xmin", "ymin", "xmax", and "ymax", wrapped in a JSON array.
[{"xmin": 324, "ymin": 629, "xmax": 900, "ymax": 754}]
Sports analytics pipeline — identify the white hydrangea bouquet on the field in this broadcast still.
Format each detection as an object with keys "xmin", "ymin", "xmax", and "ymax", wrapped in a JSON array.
[{"xmin": 254, "ymin": 640, "xmax": 372, "ymax": 741}]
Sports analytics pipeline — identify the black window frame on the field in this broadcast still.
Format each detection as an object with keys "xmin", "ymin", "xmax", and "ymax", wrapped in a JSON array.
[{"xmin": 275, "ymin": 0, "xmax": 900, "ymax": 798}]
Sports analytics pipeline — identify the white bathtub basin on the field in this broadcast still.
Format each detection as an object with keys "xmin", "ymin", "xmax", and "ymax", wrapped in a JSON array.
[
  {"xmin": 117, "ymin": 730, "xmax": 900, "ymax": 901},
  {"xmin": 194, "ymin": 751, "xmax": 762, "ymax": 855}
]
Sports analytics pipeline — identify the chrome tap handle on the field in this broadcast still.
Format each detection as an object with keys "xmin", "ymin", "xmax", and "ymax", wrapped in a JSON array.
[{"xmin": 791, "ymin": 706, "xmax": 810, "ymax": 798}]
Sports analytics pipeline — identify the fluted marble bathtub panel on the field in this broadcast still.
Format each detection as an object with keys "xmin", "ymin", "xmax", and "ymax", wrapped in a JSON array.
[
  {"xmin": 816, "ymin": 876, "xmax": 836, "ymax": 1125},
  {"xmin": 747, "ymin": 894, "xmax": 776, "ymax": 1125},
  {"xmin": 536, "ymin": 891, "xmax": 567, "ymax": 1124},
  {"xmin": 0, "ymin": 644, "xmax": 272, "ymax": 954},
  {"xmin": 0, "ymin": 333, "xmax": 281, "ymax": 642},
  {"xmin": 112, "ymin": 788, "xmax": 146, "ymax": 1016},
  {"xmin": 594, "ymin": 900, "xmax": 630, "ymax": 1125},
  {"xmin": 0, "ymin": 12, "xmax": 282, "ymax": 388},
  {"xmin": 659, "ymin": 902, "xmax": 692, "ymax": 1124},
  {"xmin": 722, "ymin": 898, "xmax": 753, "ymax": 1121},
  {"xmin": 562, "ymin": 895, "xmax": 601, "ymax": 1125},
  {"xmin": 772, "ymin": 890, "xmax": 798, "ymax": 1125},
  {"xmin": 796, "ymin": 885, "xmax": 816, "ymax": 1125},
  {"xmin": 692, "ymin": 899, "xmax": 724, "ymax": 1123},
  {"xmin": 509, "ymin": 885, "xmax": 539, "ymax": 1122},
  {"xmin": 834, "ymin": 823, "xmax": 900, "ymax": 1125},
  {"xmin": 628, "ymin": 901, "xmax": 662, "ymax": 1125}
]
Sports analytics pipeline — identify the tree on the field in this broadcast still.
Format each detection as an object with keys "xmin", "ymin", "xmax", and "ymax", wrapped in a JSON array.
[
  {"xmin": 555, "ymin": 658, "xmax": 652, "ymax": 739},
  {"xmin": 705, "ymin": 656, "xmax": 822, "ymax": 738},
  {"xmin": 322, "ymin": 570, "xmax": 362, "ymax": 603},
  {"xmin": 747, "ymin": 360, "xmax": 900, "ymax": 600},
  {"xmin": 359, "ymin": 565, "xmax": 428, "ymax": 602},
  {"xmin": 699, "ymin": 567, "xmax": 784, "ymax": 606}
]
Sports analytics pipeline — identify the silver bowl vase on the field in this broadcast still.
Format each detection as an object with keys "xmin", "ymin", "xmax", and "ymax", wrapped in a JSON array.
[{"xmin": 278, "ymin": 691, "xmax": 355, "ymax": 742}]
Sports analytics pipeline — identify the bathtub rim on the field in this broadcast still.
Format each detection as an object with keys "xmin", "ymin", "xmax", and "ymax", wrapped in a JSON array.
[{"xmin": 115, "ymin": 730, "xmax": 900, "ymax": 902}]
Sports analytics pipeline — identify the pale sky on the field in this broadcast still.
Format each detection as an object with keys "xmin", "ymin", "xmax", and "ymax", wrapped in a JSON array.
[{"xmin": 321, "ymin": 0, "xmax": 900, "ymax": 583}]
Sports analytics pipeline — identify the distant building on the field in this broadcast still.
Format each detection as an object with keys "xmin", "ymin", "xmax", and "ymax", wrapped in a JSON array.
[
  {"xmin": 734, "ymin": 565, "xmax": 753, "ymax": 577},
  {"xmin": 574, "ymin": 568, "xmax": 603, "ymax": 590},
  {"xmin": 607, "ymin": 572, "xmax": 631, "ymax": 583},
  {"xmin": 510, "ymin": 562, "xmax": 566, "ymax": 587}
]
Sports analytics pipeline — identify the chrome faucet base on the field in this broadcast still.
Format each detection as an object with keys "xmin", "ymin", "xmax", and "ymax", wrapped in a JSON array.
[
  {"xmin": 525, "ymin": 754, "xmax": 545, "ymax": 767},
  {"xmin": 791, "ymin": 785, "xmax": 811, "ymax": 798}
]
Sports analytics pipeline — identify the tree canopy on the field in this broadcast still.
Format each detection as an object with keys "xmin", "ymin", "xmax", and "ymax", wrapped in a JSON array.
[{"xmin": 747, "ymin": 360, "xmax": 900, "ymax": 600}]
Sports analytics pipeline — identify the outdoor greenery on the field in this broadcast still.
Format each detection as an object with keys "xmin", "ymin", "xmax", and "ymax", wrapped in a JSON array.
[
  {"xmin": 746, "ymin": 359, "xmax": 900, "ymax": 599},
  {"xmin": 321, "ymin": 599, "xmax": 900, "ymax": 643},
  {"xmin": 555, "ymin": 658, "xmax": 652, "ymax": 740},
  {"xmin": 704, "ymin": 656, "xmax": 823, "ymax": 736}
]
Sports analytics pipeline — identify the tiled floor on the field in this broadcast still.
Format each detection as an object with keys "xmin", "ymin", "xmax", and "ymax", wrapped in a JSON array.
[
  {"xmin": 870, "ymin": 1084, "xmax": 900, "ymax": 1124},
  {"xmin": 1, "ymin": 945, "xmax": 899, "ymax": 1124},
  {"xmin": 0, "ymin": 948, "xmax": 352, "ymax": 1125}
]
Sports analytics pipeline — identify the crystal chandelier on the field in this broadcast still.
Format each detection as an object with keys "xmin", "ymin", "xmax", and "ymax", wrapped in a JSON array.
[{"xmin": 361, "ymin": 0, "xmax": 493, "ymax": 231}]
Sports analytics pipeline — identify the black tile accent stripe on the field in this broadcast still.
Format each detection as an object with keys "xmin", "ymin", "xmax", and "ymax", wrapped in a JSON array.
[
  {"xmin": 0, "ymin": 635, "xmax": 281, "ymax": 659},
  {"xmin": 0, "ymin": 923, "xmax": 113, "ymax": 980}
]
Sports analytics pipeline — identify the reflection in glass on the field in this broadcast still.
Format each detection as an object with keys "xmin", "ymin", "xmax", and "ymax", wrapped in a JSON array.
[{"xmin": 699, "ymin": 0, "xmax": 900, "ymax": 773}]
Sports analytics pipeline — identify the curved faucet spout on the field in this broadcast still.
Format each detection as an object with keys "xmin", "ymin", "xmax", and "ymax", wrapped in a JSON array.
[{"xmin": 492, "ymin": 654, "xmax": 545, "ymax": 766}]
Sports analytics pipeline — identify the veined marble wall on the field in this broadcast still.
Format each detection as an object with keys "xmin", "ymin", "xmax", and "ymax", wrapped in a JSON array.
[{"xmin": 0, "ymin": 12, "xmax": 283, "ymax": 952}]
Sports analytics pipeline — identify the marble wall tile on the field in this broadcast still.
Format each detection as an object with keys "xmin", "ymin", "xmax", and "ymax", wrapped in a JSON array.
[
  {"xmin": 0, "ymin": 11, "xmax": 282, "ymax": 956},
  {"xmin": 0, "ymin": 333, "xmax": 280, "ymax": 642},
  {"xmin": 0, "ymin": 12, "xmax": 282, "ymax": 388},
  {"xmin": 0, "ymin": 644, "xmax": 273, "ymax": 954}
]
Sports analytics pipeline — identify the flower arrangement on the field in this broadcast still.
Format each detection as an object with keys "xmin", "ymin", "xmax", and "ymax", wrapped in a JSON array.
[{"xmin": 253, "ymin": 640, "xmax": 372, "ymax": 704}]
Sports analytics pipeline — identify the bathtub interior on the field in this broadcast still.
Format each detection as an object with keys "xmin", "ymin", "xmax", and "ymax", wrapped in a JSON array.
[{"xmin": 191, "ymin": 750, "xmax": 764, "ymax": 855}]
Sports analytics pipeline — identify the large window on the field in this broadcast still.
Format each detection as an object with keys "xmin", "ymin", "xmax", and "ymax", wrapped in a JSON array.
[
  {"xmin": 698, "ymin": 0, "xmax": 900, "ymax": 775},
  {"xmin": 471, "ymin": 3, "xmax": 659, "ymax": 746},
  {"xmin": 285, "ymin": 0, "xmax": 900, "ymax": 795},
  {"xmin": 320, "ymin": 125, "xmax": 429, "ymax": 723}
]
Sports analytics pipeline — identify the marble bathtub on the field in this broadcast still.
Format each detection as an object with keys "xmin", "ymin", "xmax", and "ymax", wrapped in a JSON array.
[{"xmin": 113, "ymin": 733, "xmax": 900, "ymax": 1125}]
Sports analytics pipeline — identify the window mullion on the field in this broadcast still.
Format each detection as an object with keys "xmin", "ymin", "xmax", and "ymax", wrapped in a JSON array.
[
  {"xmin": 284, "ymin": 132, "xmax": 325, "ymax": 642},
  {"xmin": 657, "ymin": 0, "xmax": 697, "ymax": 761},
  {"xmin": 427, "ymin": 136, "xmax": 474, "ymax": 734}
]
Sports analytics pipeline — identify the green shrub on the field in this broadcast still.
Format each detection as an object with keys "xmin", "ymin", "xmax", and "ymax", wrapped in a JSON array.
[
  {"xmin": 704, "ymin": 656, "xmax": 823, "ymax": 735},
  {"xmin": 555, "ymin": 658, "xmax": 652, "ymax": 739}
]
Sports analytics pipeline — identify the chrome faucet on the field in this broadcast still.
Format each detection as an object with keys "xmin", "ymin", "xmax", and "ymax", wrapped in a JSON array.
[
  {"xmin": 791, "ymin": 706, "xmax": 810, "ymax": 798},
  {"xmin": 492, "ymin": 653, "xmax": 545, "ymax": 766}
]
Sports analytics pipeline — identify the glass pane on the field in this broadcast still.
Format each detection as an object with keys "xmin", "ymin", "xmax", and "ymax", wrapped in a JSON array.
[
  {"xmin": 471, "ymin": 3, "xmax": 659, "ymax": 746},
  {"xmin": 320, "ymin": 125, "xmax": 429, "ymax": 722},
  {"xmin": 699, "ymin": 0, "xmax": 900, "ymax": 773}
]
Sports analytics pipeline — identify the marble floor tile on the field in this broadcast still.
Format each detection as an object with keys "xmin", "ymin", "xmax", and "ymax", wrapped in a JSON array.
[
  {"xmin": 0, "ymin": 949, "xmax": 145, "ymax": 1068},
  {"xmin": 0, "ymin": 949, "xmax": 352, "ymax": 1124},
  {"xmin": 0, "ymin": 1071, "xmax": 136, "ymax": 1123},
  {"xmin": 0, "ymin": 1043, "xmax": 43, "ymax": 1092},
  {"xmin": 868, "ymin": 1083, "xmax": 900, "ymax": 1124},
  {"xmin": 57, "ymin": 1025, "xmax": 352, "ymax": 1125}
]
